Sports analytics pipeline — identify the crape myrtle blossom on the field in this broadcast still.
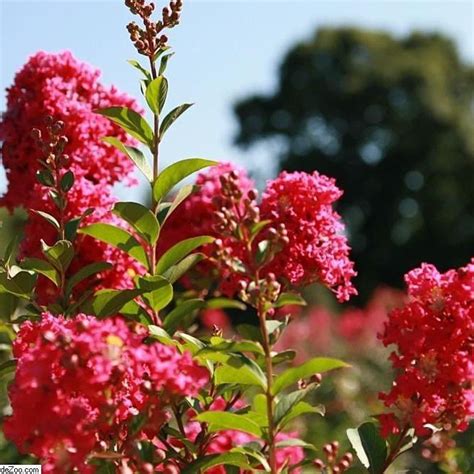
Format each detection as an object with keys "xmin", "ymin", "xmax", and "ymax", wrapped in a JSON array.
[
  {"xmin": 4, "ymin": 313, "xmax": 209, "ymax": 473},
  {"xmin": 379, "ymin": 260, "xmax": 474, "ymax": 437},
  {"xmin": 0, "ymin": 50, "xmax": 138, "ymax": 210},
  {"xmin": 0, "ymin": 51, "xmax": 143, "ymax": 299},
  {"xmin": 158, "ymin": 164, "xmax": 357, "ymax": 302},
  {"xmin": 260, "ymin": 171, "xmax": 357, "ymax": 302}
]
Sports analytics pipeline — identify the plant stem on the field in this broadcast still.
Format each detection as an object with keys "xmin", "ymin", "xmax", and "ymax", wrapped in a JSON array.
[
  {"xmin": 382, "ymin": 425, "xmax": 410, "ymax": 472},
  {"xmin": 148, "ymin": 56, "xmax": 161, "ymax": 325},
  {"xmin": 257, "ymin": 294, "xmax": 278, "ymax": 473}
]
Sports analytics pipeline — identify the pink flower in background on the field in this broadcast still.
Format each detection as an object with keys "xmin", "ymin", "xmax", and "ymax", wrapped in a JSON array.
[
  {"xmin": 379, "ymin": 260, "xmax": 474, "ymax": 436},
  {"xmin": 260, "ymin": 171, "xmax": 357, "ymax": 302},
  {"xmin": 5, "ymin": 313, "xmax": 208, "ymax": 472}
]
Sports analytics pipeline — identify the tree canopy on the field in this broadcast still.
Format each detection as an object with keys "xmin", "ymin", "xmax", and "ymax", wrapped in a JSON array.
[{"xmin": 234, "ymin": 28, "xmax": 474, "ymax": 301}]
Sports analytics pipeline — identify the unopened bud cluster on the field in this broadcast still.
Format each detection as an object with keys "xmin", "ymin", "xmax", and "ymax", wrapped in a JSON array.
[
  {"xmin": 214, "ymin": 172, "xmax": 259, "ymax": 235},
  {"xmin": 32, "ymin": 116, "xmax": 69, "ymax": 170},
  {"xmin": 125, "ymin": 0, "xmax": 183, "ymax": 57},
  {"xmin": 32, "ymin": 116, "xmax": 73, "ymax": 213},
  {"xmin": 313, "ymin": 441, "xmax": 353, "ymax": 473},
  {"xmin": 238, "ymin": 273, "xmax": 281, "ymax": 308}
]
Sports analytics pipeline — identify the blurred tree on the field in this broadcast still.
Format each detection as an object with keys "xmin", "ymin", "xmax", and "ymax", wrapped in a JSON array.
[{"xmin": 234, "ymin": 28, "xmax": 474, "ymax": 301}]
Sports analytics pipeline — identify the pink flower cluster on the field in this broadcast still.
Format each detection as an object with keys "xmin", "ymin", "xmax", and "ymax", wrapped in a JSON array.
[
  {"xmin": 159, "ymin": 163, "xmax": 357, "ymax": 302},
  {"xmin": 260, "ymin": 171, "xmax": 357, "ymax": 302},
  {"xmin": 0, "ymin": 51, "xmax": 142, "ymax": 298},
  {"xmin": 379, "ymin": 261, "xmax": 474, "ymax": 437},
  {"xmin": 4, "ymin": 312, "xmax": 208, "ymax": 473}
]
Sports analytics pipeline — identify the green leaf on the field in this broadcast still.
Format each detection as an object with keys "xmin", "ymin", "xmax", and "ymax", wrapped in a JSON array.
[
  {"xmin": 121, "ymin": 300, "xmax": 154, "ymax": 325},
  {"xmin": 163, "ymin": 298, "xmax": 205, "ymax": 334},
  {"xmin": 156, "ymin": 236, "xmax": 214, "ymax": 274},
  {"xmin": 272, "ymin": 350, "xmax": 296, "ymax": 366},
  {"xmin": 31, "ymin": 210, "xmax": 60, "ymax": 231},
  {"xmin": 182, "ymin": 453, "xmax": 252, "ymax": 474},
  {"xmin": 274, "ymin": 292, "xmax": 307, "ymax": 308},
  {"xmin": 0, "ymin": 359, "xmax": 17, "ymax": 379},
  {"xmin": 85, "ymin": 288, "xmax": 144, "ymax": 318},
  {"xmin": 145, "ymin": 76, "xmax": 168, "ymax": 115},
  {"xmin": 347, "ymin": 422, "xmax": 388, "ymax": 474},
  {"xmin": 127, "ymin": 59, "xmax": 151, "ymax": 79},
  {"xmin": 272, "ymin": 357, "xmax": 348, "ymax": 395},
  {"xmin": 36, "ymin": 169, "xmax": 54, "ymax": 187},
  {"xmin": 158, "ymin": 53, "xmax": 174, "ymax": 76},
  {"xmin": 137, "ymin": 275, "xmax": 173, "ymax": 312},
  {"xmin": 255, "ymin": 239, "xmax": 271, "ymax": 265},
  {"xmin": 162, "ymin": 253, "xmax": 205, "ymax": 283},
  {"xmin": 153, "ymin": 158, "xmax": 217, "ymax": 202},
  {"xmin": 149, "ymin": 325, "xmax": 182, "ymax": 348},
  {"xmin": 113, "ymin": 202, "xmax": 160, "ymax": 245},
  {"xmin": 236, "ymin": 324, "xmax": 261, "ymax": 342},
  {"xmin": 274, "ymin": 384, "xmax": 321, "ymax": 426},
  {"xmin": 202, "ymin": 338, "xmax": 264, "ymax": 355},
  {"xmin": 60, "ymin": 170, "xmax": 74, "ymax": 192},
  {"xmin": 249, "ymin": 219, "xmax": 272, "ymax": 242},
  {"xmin": 22, "ymin": 258, "xmax": 60, "ymax": 287},
  {"xmin": 41, "ymin": 240, "xmax": 74, "ymax": 273},
  {"xmin": 160, "ymin": 103, "xmax": 193, "ymax": 137},
  {"xmin": 0, "ymin": 292, "xmax": 19, "ymax": 322},
  {"xmin": 103, "ymin": 137, "xmax": 153, "ymax": 182},
  {"xmin": 206, "ymin": 298, "xmax": 246, "ymax": 311},
  {"xmin": 195, "ymin": 411, "xmax": 262, "ymax": 437},
  {"xmin": 0, "ymin": 271, "xmax": 36, "ymax": 299},
  {"xmin": 65, "ymin": 262, "xmax": 112, "ymax": 295},
  {"xmin": 160, "ymin": 184, "xmax": 198, "ymax": 226},
  {"xmin": 3, "ymin": 236, "xmax": 19, "ymax": 268},
  {"xmin": 275, "ymin": 438, "xmax": 317, "ymax": 451},
  {"xmin": 279, "ymin": 401, "xmax": 325, "ymax": 429},
  {"xmin": 79, "ymin": 223, "xmax": 149, "ymax": 269},
  {"xmin": 208, "ymin": 353, "xmax": 267, "ymax": 390},
  {"xmin": 97, "ymin": 107, "xmax": 154, "ymax": 148}
]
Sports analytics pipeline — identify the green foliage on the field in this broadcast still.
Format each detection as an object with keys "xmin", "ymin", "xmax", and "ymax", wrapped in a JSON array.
[
  {"xmin": 152, "ymin": 158, "xmax": 217, "ymax": 202},
  {"xmin": 195, "ymin": 411, "xmax": 263, "ymax": 437},
  {"xmin": 137, "ymin": 275, "xmax": 173, "ymax": 312},
  {"xmin": 22, "ymin": 258, "xmax": 60, "ymax": 287},
  {"xmin": 160, "ymin": 103, "xmax": 193, "ymax": 137},
  {"xmin": 103, "ymin": 137, "xmax": 153, "ymax": 182},
  {"xmin": 145, "ymin": 76, "xmax": 168, "ymax": 115},
  {"xmin": 272, "ymin": 357, "xmax": 348, "ymax": 395},
  {"xmin": 155, "ymin": 236, "xmax": 214, "ymax": 274},
  {"xmin": 347, "ymin": 422, "xmax": 388, "ymax": 473},
  {"xmin": 113, "ymin": 201, "xmax": 160, "ymax": 245},
  {"xmin": 79, "ymin": 223, "xmax": 149, "ymax": 269},
  {"xmin": 97, "ymin": 107, "xmax": 154, "ymax": 148}
]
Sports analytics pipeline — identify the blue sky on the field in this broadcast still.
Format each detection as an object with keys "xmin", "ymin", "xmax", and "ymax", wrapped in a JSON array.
[{"xmin": 1, "ymin": 0, "xmax": 473, "ymax": 201}]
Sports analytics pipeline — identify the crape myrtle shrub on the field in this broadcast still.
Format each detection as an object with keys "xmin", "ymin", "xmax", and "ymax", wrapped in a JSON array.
[{"xmin": 0, "ymin": 1, "xmax": 472, "ymax": 473}]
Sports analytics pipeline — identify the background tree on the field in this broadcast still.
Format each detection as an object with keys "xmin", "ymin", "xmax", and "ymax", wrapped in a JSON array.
[{"xmin": 234, "ymin": 28, "xmax": 474, "ymax": 302}]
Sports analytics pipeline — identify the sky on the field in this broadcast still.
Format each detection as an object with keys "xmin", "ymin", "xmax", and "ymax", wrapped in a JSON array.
[{"xmin": 1, "ymin": 0, "xmax": 473, "ymax": 201}]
